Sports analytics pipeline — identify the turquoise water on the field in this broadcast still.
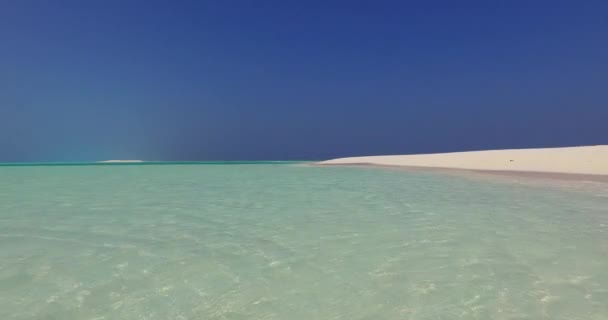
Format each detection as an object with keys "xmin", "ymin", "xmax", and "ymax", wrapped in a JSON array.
[
  {"xmin": 0, "ymin": 161, "xmax": 304, "ymax": 167},
  {"xmin": 1, "ymin": 164, "xmax": 607, "ymax": 319}
]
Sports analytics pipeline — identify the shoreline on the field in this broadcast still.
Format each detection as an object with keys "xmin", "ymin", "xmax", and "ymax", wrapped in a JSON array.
[
  {"xmin": 318, "ymin": 145, "xmax": 608, "ymax": 178},
  {"xmin": 316, "ymin": 146, "xmax": 608, "ymax": 190},
  {"xmin": 317, "ymin": 163, "xmax": 608, "ymax": 183}
]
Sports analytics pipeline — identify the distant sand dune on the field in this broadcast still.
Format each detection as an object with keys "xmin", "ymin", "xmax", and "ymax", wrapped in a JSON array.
[{"xmin": 319, "ymin": 145, "xmax": 608, "ymax": 176}]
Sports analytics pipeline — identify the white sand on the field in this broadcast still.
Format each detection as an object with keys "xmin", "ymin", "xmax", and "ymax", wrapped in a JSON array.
[{"xmin": 320, "ymin": 145, "xmax": 608, "ymax": 175}]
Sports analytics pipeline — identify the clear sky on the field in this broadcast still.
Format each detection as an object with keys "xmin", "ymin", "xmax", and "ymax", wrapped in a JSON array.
[{"xmin": 1, "ymin": 1, "xmax": 607, "ymax": 162}]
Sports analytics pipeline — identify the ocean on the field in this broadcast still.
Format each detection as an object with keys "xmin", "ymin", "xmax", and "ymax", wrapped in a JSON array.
[{"xmin": 1, "ymin": 163, "xmax": 607, "ymax": 319}]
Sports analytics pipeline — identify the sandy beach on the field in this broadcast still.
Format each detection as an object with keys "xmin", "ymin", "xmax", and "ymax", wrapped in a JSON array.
[{"xmin": 319, "ymin": 145, "xmax": 608, "ymax": 179}]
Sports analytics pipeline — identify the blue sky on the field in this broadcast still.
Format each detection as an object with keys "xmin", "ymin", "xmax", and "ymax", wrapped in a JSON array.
[{"xmin": 1, "ymin": 1, "xmax": 607, "ymax": 161}]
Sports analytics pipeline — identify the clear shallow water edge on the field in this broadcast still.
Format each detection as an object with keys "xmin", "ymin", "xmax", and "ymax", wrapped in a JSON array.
[{"xmin": 1, "ymin": 164, "xmax": 607, "ymax": 319}]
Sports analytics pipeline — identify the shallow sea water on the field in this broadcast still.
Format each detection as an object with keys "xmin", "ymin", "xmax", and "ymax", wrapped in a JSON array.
[{"xmin": 0, "ymin": 164, "xmax": 607, "ymax": 319}]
